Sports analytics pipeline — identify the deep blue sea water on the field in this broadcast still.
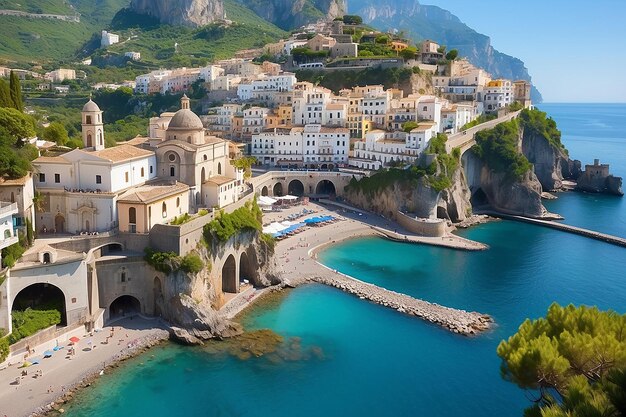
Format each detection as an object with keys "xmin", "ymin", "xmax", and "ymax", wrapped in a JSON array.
[{"xmin": 63, "ymin": 104, "xmax": 626, "ymax": 417}]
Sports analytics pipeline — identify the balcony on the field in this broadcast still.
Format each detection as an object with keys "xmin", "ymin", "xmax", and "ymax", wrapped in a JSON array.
[
  {"xmin": 0, "ymin": 202, "xmax": 18, "ymax": 218},
  {"xmin": 0, "ymin": 235, "xmax": 18, "ymax": 250}
]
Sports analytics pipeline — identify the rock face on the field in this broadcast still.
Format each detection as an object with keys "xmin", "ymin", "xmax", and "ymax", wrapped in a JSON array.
[
  {"xmin": 346, "ymin": 165, "xmax": 472, "ymax": 224},
  {"xmin": 522, "ymin": 129, "xmax": 581, "ymax": 191},
  {"xmin": 238, "ymin": 0, "xmax": 346, "ymax": 30},
  {"xmin": 348, "ymin": 0, "xmax": 542, "ymax": 102},
  {"xmin": 479, "ymin": 167, "xmax": 547, "ymax": 218},
  {"xmin": 130, "ymin": 0, "xmax": 224, "ymax": 27}
]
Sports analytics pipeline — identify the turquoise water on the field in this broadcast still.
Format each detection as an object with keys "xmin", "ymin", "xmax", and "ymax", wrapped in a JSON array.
[{"xmin": 63, "ymin": 104, "xmax": 626, "ymax": 417}]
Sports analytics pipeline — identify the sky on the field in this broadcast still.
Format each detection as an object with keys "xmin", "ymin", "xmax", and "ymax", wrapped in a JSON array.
[{"xmin": 420, "ymin": 0, "xmax": 626, "ymax": 103}]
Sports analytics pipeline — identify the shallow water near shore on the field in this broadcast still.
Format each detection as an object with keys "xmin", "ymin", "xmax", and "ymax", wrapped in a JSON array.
[{"xmin": 60, "ymin": 103, "xmax": 626, "ymax": 417}]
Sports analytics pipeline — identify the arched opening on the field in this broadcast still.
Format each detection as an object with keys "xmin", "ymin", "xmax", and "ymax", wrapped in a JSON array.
[
  {"xmin": 12, "ymin": 283, "xmax": 67, "ymax": 327},
  {"xmin": 3, "ymin": 230, "xmax": 10, "ymax": 239},
  {"xmin": 218, "ymin": 162, "xmax": 222, "ymax": 175},
  {"xmin": 86, "ymin": 115, "xmax": 92, "ymax": 124},
  {"xmin": 129, "ymin": 207, "xmax": 136, "ymax": 224},
  {"xmin": 98, "ymin": 132, "xmax": 103, "ymax": 146},
  {"xmin": 321, "ymin": 163, "xmax": 328, "ymax": 170},
  {"xmin": 201, "ymin": 167, "xmax": 206, "ymax": 183},
  {"xmin": 261, "ymin": 186, "xmax": 268, "ymax": 196},
  {"xmin": 222, "ymin": 254, "xmax": 237, "ymax": 294},
  {"xmin": 273, "ymin": 183, "xmax": 283, "ymax": 197},
  {"xmin": 239, "ymin": 251, "xmax": 259, "ymax": 287},
  {"xmin": 10, "ymin": 192, "xmax": 14, "ymax": 203},
  {"xmin": 86, "ymin": 134, "xmax": 92, "ymax": 147},
  {"xmin": 54, "ymin": 214, "xmax": 65, "ymax": 233},
  {"xmin": 288, "ymin": 180, "xmax": 305, "ymax": 196},
  {"xmin": 109, "ymin": 295, "xmax": 141, "ymax": 320},
  {"xmin": 162, "ymin": 202, "xmax": 167, "ymax": 218},
  {"xmin": 99, "ymin": 243, "xmax": 123, "ymax": 256},
  {"xmin": 85, "ymin": 220, "xmax": 90, "ymax": 232},
  {"xmin": 43, "ymin": 252, "xmax": 51, "ymax": 264},
  {"xmin": 153, "ymin": 277, "xmax": 163, "ymax": 316},
  {"xmin": 315, "ymin": 180, "xmax": 336, "ymax": 196},
  {"xmin": 170, "ymin": 166, "xmax": 175, "ymax": 177},
  {"xmin": 471, "ymin": 188, "xmax": 489, "ymax": 208}
]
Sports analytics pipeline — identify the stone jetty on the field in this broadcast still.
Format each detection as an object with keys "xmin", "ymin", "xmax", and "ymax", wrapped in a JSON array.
[{"xmin": 306, "ymin": 271, "xmax": 492, "ymax": 335}]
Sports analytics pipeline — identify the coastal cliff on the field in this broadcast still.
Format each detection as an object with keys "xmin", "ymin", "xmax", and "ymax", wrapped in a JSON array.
[
  {"xmin": 520, "ymin": 108, "xmax": 581, "ymax": 190},
  {"xmin": 130, "ymin": 0, "xmax": 224, "ymax": 27}
]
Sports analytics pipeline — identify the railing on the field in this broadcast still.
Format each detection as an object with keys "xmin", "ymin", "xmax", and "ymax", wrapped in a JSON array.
[{"xmin": 0, "ymin": 202, "xmax": 18, "ymax": 217}]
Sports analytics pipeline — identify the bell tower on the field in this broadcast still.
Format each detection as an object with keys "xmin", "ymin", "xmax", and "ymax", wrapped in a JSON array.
[
  {"xmin": 181, "ymin": 94, "xmax": 190, "ymax": 110},
  {"xmin": 82, "ymin": 98, "xmax": 105, "ymax": 151}
]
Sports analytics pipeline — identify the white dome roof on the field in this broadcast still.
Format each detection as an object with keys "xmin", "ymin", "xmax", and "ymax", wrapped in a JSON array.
[
  {"xmin": 82, "ymin": 99, "xmax": 101, "ymax": 112},
  {"xmin": 168, "ymin": 108, "xmax": 203, "ymax": 130}
]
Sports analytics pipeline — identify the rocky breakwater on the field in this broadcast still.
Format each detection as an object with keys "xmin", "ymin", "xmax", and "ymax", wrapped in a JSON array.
[{"xmin": 308, "ymin": 273, "xmax": 492, "ymax": 335}]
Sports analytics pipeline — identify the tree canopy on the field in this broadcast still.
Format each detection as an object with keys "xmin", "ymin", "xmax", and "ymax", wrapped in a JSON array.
[
  {"xmin": 0, "ymin": 79, "xmax": 11, "ymax": 108},
  {"xmin": 343, "ymin": 15, "xmax": 363, "ymax": 25},
  {"xmin": 445, "ymin": 49, "xmax": 459, "ymax": 61},
  {"xmin": 42, "ymin": 122, "xmax": 69, "ymax": 146},
  {"xmin": 497, "ymin": 303, "xmax": 626, "ymax": 416},
  {"xmin": 0, "ymin": 107, "xmax": 38, "ymax": 179},
  {"xmin": 9, "ymin": 71, "xmax": 23, "ymax": 111}
]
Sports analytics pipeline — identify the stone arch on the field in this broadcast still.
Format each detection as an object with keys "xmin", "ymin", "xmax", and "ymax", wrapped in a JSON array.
[
  {"xmin": 222, "ymin": 254, "xmax": 237, "ymax": 294},
  {"xmin": 239, "ymin": 250, "xmax": 259, "ymax": 286},
  {"xmin": 109, "ymin": 295, "xmax": 141, "ymax": 320},
  {"xmin": 273, "ymin": 182, "xmax": 283, "ymax": 197},
  {"xmin": 12, "ymin": 283, "xmax": 67, "ymax": 326},
  {"xmin": 315, "ymin": 180, "xmax": 336, "ymax": 196},
  {"xmin": 54, "ymin": 214, "xmax": 65, "ymax": 233},
  {"xmin": 261, "ymin": 186, "xmax": 269, "ymax": 196},
  {"xmin": 288, "ymin": 179, "xmax": 304, "ymax": 196}
]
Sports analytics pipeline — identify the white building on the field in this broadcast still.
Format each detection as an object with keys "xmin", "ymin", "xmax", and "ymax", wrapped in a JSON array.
[
  {"xmin": 252, "ymin": 124, "xmax": 349, "ymax": 169},
  {"xmin": 484, "ymin": 80, "xmax": 513, "ymax": 112},
  {"xmin": 125, "ymin": 52, "xmax": 141, "ymax": 61},
  {"xmin": 101, "ymin": 31, "xmax": 120, "ymax": 47},
  {"xmin": 0, "ymin": 201, "xmax": 19, "ymax": 257},
  {"xmin": 45, "ymin": 69, "xmax": 76, "ymax": 83}
]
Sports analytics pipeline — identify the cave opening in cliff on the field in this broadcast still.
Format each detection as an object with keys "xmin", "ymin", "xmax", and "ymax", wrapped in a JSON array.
[
  {"xmin": 222, "ymin": 254, "xmax": 237, "ymax": 294},
  {"xmin": 109, "ymin": 295, "xmax": 141, "ymax": 320},
  {"xmin": 12, "ymin": 283, "xmax": 67, "ymax": 326},
  {"xmin": 471, "ymin": 188, "xmax": 489, "ymax": 208},
  {"xmin": 288, "ymin": 180, "xmax": 304, "ymax": 196},
  {"xmin": 315, "ymin": 180, "xmax": 336, "ymax": 196},
  {"xmin": 239, "ymin": 251, "xmax": 259, "ymax": 287}
]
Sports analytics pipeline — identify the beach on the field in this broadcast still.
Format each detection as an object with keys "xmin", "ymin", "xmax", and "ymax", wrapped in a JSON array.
[{"xmin": 0, "ymin": 317, "xmax": 169, "ymax": 417}]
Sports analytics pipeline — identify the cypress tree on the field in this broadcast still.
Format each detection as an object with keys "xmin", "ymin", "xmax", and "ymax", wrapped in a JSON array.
[
  {"xmin": 9, "ymin": 71, "xmax": 23, "ymax": 111},
  {"xmin": 0, "ymin": 79, "xmax": 11, "ymax": 108}
]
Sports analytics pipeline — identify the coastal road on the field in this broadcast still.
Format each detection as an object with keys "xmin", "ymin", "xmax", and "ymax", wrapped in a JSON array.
[{"xmin": 446, "ymin": 110, "xmax": 522, "ymax": 154}]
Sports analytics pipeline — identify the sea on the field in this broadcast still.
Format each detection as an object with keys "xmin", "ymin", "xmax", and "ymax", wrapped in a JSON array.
[{"xmin": 62, "ymin": 103, "xmax": 626, "ymax": 417}]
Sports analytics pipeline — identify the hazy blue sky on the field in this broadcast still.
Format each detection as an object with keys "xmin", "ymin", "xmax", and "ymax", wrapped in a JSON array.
[{"xmin": 422, "ymin": 0, "xmax": 626, "ymax": 103}]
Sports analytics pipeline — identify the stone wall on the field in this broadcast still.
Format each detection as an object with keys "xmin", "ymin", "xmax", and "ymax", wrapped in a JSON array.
[{"xmin": 396, "ymin": 211, "xmax": 446, "ymax": 237}]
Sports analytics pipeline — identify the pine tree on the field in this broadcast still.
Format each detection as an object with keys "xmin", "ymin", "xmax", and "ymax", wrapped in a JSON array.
[
  {"xmin": 9, "ymin": 71, "xmax": 23, "ymax": 111},
  {"xmin": 0, "ymin": 79, "xmax": 11, "ymax": 108}
]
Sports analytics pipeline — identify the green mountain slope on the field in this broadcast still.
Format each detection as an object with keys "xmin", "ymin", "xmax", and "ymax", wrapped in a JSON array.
[
  {"xmin": 236, "ymin": 0, "xmax": 345, "ymax": 30},
  {"xmin": 349, "ymin": 0, "xmax": 543, "ymax": 102},
  {"xmin": 0, "ymin": 0, "xmax": 129, "ymax": 63}
]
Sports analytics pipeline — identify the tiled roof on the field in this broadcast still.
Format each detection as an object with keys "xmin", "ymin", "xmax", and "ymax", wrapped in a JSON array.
[
  {"xmin": 204, "ymin": 175, "xmax": 236, "ymax": 186},
  {"xmin": 118, "ymin": 181, "xmax": 189, "ymax": 204},
  {"xmin": 91, "ymin": 144, "xmax": 154, "ymax": 162}
]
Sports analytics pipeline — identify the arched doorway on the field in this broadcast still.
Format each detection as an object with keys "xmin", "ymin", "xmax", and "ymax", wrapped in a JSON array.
[
  {"xmin": 222, "ymin": 254, "xmax": 237, "ymax": 293},
  {"xmin": 201, "ymin": 167, "xmax": 206, "ymax": 183},
  {"xmin": 54, "ymin": 214, "xmax": 65, "ymax": 233},
  {"xmin": 153, "ymin": 277, "xmax": 163, "ymax": 316},
  {"xmin": 261, "ymin": 186, "xmax": 269, "ymax": 196},
  {"xmin": 109, "ymin": 295, "xmax": 141, "ymax": 320},
  {"xmin": 321, "ymin": 163, "xmax": 328, "ymax": 170},
  {"xmin": 43, "ymin": 252, "xmax": 51, "ymax": 264},
  {"xmin": 239, "ymin": 251, "xmax": 259, "ymax": 287},
  {"xmin": 87, "ymin": 133, "xmax": 92, "ymax": 147},
  {"xmin": 288, "ymin": 180, "xmax": 304, "ymax": 196},
  {"xmin": 12, "ymin": 283, "xmax": 67, "ymax": 326},
  {"xmin": 315, "ymin": 180, "xmax": 336, "ymax": 196},
  {"xmin": 273, "ymin": 183, "xmax": 283, "ymax": 197}
]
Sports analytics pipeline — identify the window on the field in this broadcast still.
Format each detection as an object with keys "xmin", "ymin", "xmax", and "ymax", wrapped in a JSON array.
[
  {"xmin": 150, "ymin": 166, "xmax": 153, "ymax": 174},
  {"xmin": 125, "ymin": 172, "xmax": 129, "ymax": 183},
  {"xmin": 96, "ymin": 175, "xmax": 102, "ymax": 184},
  {"xmin": 121, "ymin": 272, "xmax": 126, "ymax": 282},
  {"xmin": 168, "ymin": 153, "xmax": 176, "ymax": 162},
  {"xmin": 176, "ymin": 197, "xmax": 180, "ymax": 208},
  {"xmin": 54, "ymin": 174, "xmax": 60, "ymax": 183},
  {"xmin": 170, "ymin": 166, "xmax": 175, "ymax": 177},
  {"xmin": 140, "ymin": 167, "xmax": 145, "ymax": 177},
  {"xmin": 86, "ymin": 115, "xmax": 92, "ymax": 124},
  {"xmin": 39, "ymin": 173, "xmax": 45, "ymax": 182},
  {"xmin": 162, "ymin": 202, "xmax": 167, "ymax": 218}
]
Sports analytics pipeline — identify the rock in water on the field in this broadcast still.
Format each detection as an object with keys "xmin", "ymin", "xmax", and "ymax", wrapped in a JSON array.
[{"xmin": 131, "ymin": 0, "xmax": 224, "ymax": 27}]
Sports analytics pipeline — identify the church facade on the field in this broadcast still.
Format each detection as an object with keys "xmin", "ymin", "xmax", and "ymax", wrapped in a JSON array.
[{"xmin": 33, "ymin": 96, "xmax": 244, "ymax": 235}]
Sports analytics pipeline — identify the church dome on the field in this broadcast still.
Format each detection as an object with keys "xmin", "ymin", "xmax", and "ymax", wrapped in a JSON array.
[
  {"xmin": 168, "ymin": 108, "xmax": 203, "ymax": 130},
  {"xmin": 82, "ymin": 99, "xmax": 101, "ymax": 112}
]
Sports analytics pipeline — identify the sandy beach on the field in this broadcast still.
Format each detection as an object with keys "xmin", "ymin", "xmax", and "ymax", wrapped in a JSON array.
[{"xmin": 0, "ymin": 317, "xmax": 169, "ymax": 417}]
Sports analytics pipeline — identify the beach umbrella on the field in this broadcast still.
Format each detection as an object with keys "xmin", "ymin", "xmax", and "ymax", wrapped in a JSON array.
[
  {"xmin": 69, "ymin": 336, "xmax": 80, "ymax": 343},
  {"xmin": 31, "ymin": 360, "xmax": 40, "ymax": 365},
  {"xmin": 20, "ymin": 361, "xmax": 32, "ymax": 368},
  {"xmin": 43, "ymin": 350, "xmax": 54, "ymax": 358}
]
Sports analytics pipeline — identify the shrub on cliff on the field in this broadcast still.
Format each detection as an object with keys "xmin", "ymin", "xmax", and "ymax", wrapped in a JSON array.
[
  {"xmin": 519, "ymin": 108, "xmax": 566, "ymax": 154},
  {"xmin": 203, "ymin": 200, "xmax": 263, "ymax": 244},
  {"xmin": 179, "ymin": 253, "xmax": 204, "ymax": 274},
  {"xmin": 0, "ymin": 336, "xmax": 8, "ymax": 362},
  {"xmin": 8, "ymin": 309, "xmax": 61, "ymax": 344},
  {"xmin": 472, "ymin": 119, "xmax": 532, "ymax": 181}
]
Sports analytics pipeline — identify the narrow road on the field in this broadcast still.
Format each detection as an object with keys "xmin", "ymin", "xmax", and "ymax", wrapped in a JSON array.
[{"xmin": 446, "ymin": 110, "xmax": 522, "ymax": 153}]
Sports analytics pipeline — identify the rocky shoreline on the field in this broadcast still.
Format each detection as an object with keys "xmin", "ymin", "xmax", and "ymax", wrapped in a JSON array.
[{"xmin": 33, "ymin": 329, "xmax": 170, "ymax": 417}]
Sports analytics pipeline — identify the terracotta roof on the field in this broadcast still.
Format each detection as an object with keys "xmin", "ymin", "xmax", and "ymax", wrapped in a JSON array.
[
  {"xmin": 326, "ymin": 104, "xmax": 345, "ymax": 110},
  {"xmin": 34, "ymin": 155, "xmax": 70, "ymax": 164},
  {"xmin": 204, "ymin": 175, "xmax": 236, "ymax": 186},
  {"xmin": 118, "ymin": 182, "xmax": 189, "ymax": 204},
  {"xmin": 124, "ymin": 136, "xmax": 150, "ymax": 145},
  {"xmin": 0, "ymin": 174, "xmax": 31, "ymax": 186},
  {"xmin": 91, "ymin": 144, "xmax": 154, "ymax": 162}
]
